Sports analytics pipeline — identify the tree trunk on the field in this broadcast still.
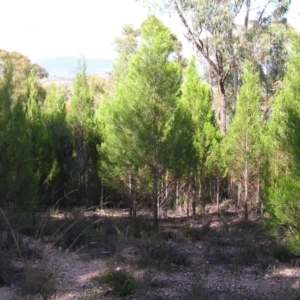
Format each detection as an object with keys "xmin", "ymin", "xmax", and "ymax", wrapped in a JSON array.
[
  {"xmin": 238, "ymin": 181, "xmax": 242, "ymax": 206},
  {"xmin": 216, "ymin": 177, "xmax": 220, "ymax": 215},
  {"xmin": 192, "ymin": 200, "xmax": 196, "ymax": 220},
  {"xmin": 132, "ymin": 193, "xmax": 137, "ymax": 236},
  {"xmin": 244, "ymin": 160, "xmax": 249, "ymax": 220},
  {"xmin": 175, "ymin": 180, "xmax": 179, "ymax": 209},
  {"xmin": 100, "ymin": 178, "xmax": 104, "ymax": 210},
  {"xmin": 233, "ymin": 61, "xmax": 239, "ymax": 100},
  {"xmin": 153, "ymin": 171, "xmax": 158, "ymax": 232},
  {"xmin": 186, "ymin": 192, "xmax": 190, "ymax": 218},
  {"xmin": 218, "ymin": 77, "xmax": 226, "ymax": 133}
]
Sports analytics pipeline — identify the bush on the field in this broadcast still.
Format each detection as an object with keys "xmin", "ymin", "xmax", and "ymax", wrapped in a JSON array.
[
  {"xmin": 103, "ymin": 269, "xmax": 137, "ymax": 297},
  {"xmin": 21, "ymin": 262, "xmax": 56, "ymax": 300}
]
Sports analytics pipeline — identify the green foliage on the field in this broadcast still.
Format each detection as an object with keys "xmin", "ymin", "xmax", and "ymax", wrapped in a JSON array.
[
  {"xmin": 43, "ymin": 83, "xmax": 73, "ymax": 203},
  {"xmin": 100, "ymin": 16, "xmax": 182, "ymax": 228},
  {"xmin": 66, "ymin": 57, "xmax": 102, "ymax": 206},
  {"xmin": 224, "ymin": 61, "xmax": 262, "ymax": 207},
  {"xmin": 21, "ymin": 262, "xmax": 56, "ymax": 300},
  {"xmin": 181, "ymin": 57, "xmax": 221, "ymax": 176},
  {"xmin": 102, "ymin": 269, "xmax": 138, "ymax": 297},
  {"xmin": 144, "ymin": 0, "xmax": 291, "ymax": 130},
  {"xmin": 0, "ymin": 49, "xmax": 47, "ymax": 102},
  {"xmin": 68, "ymin": 58, "xmax": 94, "ymax": 126},
  {"xmin": 168, "ymin": 56, "xmax": 221, "ymax": 212},
  {"xmin": 25, "ymin": 70, "xmax": 54, "ymax": 205},
  {"xmin": 267, "ymin": 176, "xmax": 300, "ymax": 254},
  {"xmin": 265, "ymin": 34, "xmax": 300, "ymax": 254},
  {"xmin": 0, "ymin": 61, "xmax": 36, "ymax": 210}
]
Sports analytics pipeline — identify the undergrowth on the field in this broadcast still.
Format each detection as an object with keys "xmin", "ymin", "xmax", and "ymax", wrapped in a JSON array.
[{"xmin": 102, "ymin": 269, "xmax": 138, "ymax": 297}]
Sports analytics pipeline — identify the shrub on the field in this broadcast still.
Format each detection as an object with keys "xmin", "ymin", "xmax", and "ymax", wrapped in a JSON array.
[
  {"xmin": 102, "ymin": 269, "xmax": 137, "ymax": 297},
  {"xmin": 21, "ymin": 262, "xmax": 56, "ymax": 300}
]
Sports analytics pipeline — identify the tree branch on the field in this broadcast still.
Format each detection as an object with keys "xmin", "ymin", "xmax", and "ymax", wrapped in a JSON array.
[
  {"xmin": 173, "ymin": 0, "xmax": 220, "ymax": 75},
  {"xmin": 257, "ymin": 0, "xmax": 272, "ymax": 26},
  {"xmin": 222, "ymin": 55, "xmax": 238, "ymax": 83}
]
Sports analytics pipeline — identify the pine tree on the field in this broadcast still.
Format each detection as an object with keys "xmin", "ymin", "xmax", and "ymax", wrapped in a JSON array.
[
  {"xmin": 224, "ymin": 61, "xmax": 262, "ymax": 219},
  {"xmin": 0, "ymin": 58, "xmax": 36, "ymax": 210},
  {"xmin": 25, "ymin": 70, "xmax": 53, "ymax": 208},
  {"xmin": 101, "ymin": 16, "xmax": 182, "ymax": 231},
  {"xmin": 174, "ymin": 57, "xmax": 221, "ymax": 216},
  {"xmin": 67, "ymin": 58, "xmax": 100, "ymax": 206},
  {"xmin": 43, "ymin": 83, "xmax": 72, "ymax": 205},
  {"xmin": 265, "ymin": 33, "xmax": 300, "ymax": 254}
]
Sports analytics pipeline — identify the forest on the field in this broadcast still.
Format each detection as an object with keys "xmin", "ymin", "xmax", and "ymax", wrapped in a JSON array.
[{"xmin": 1, "ymin": 0, "xmax": 300, "ymax": 299}]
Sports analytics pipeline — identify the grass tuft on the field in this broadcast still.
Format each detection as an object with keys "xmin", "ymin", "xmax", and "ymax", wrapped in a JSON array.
[{"xmin": 102, "ymin": 269, "xmax": 137, "ymax": 297}]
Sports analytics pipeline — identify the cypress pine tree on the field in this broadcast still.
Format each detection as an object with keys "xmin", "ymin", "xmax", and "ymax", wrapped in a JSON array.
[
  {"xmin": 265, "ymin": 34, "xmax": 300, "ymax": 254},
  {"xmin": 175, "ymin": 57, "xmax": 221, "ymax": 217},
  {"xmin": 224, "ymin": 61, "xmax": 262, "ymax": 219},
  {"xmin": 25, "ymin": 70, "xmax": 53, "ymax": 208},
  {"xmin": 101, "ymin": 16, "xmax": 182, "ymax": 231},
  {"xmin": 0, "ymin": 58, "xmax": 36, "ymax": 210},
  {"xmin": 67, "ymin": 58, "xmax": 100, "ymax": 206},
  {"xmin": 43, "ymin": 83, "xmax": 72, "ymax": 205}
]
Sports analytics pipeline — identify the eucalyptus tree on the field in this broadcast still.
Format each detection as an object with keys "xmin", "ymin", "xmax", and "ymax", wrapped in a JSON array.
[
  {"xmin": 224, "ymin": 61, "xmax": 262, "ymax": 219},
  {"xmin": 0, "ymin": 49, "xmax": 47, "ymax": 103},
  {"xmin": 101, "ymin": 16, "xmax": 182, "ymax": 231},
  {"xmin": 140, "ymin": 0, "xmax": 291, "ymax": 132}
]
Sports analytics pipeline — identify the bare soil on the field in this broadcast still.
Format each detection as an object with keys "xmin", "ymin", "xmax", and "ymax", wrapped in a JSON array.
[{"xmin": 1, "ymin": 206, "xmax": 300, "ymax": 300}]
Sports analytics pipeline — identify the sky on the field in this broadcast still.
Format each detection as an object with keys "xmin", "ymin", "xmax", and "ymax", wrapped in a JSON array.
[{"xmin": 0, "ymin": 0, "xmax": 299, "ymax": 63}]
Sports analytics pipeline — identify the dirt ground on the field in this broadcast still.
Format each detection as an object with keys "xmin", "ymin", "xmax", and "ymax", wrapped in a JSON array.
[{"xmin": 1, "ymin": 206, "xmax": 300, "ymax": 300}]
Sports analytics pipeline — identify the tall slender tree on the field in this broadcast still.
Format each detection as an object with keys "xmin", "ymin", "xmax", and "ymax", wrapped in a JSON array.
[
  {"xmin": 224, "ymin": 61, "xmax": 262, "ymax": 218},
  {"xmin": 172, "ymin": 57, "xmax": 221, "ymax": 217},
  {"xmin": 265, "ymin": 33, "xmax": 300, "ymax": 254},
  {"xmin": 25, "ymin": 70, "xmax": 53, "ymax": 210},
  {"xmin": 0, "ymin": 57, "xmax": 36, "ymax": 210},
  {"xmin": 42, "ymin": 83, "xmax": 72, "ymax": 205},
  {"xmin": 101, "ymin": 16, "xmax": 182, "ymax": 231},
  {"xmin": 67, "ymin": 58, "xmax": 100, "ymax": 206}
]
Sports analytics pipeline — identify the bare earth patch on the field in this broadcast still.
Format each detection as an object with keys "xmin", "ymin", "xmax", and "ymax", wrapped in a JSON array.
[{"xmin": 1, "ymin": 208, "xmax": 300, "ymax": 299}]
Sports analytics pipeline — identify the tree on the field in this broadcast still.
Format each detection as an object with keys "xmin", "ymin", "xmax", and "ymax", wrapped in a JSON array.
[
  {"xmin": 88, "ymin": 74, "xmax": 107, "ymax": 103},
  {"xmin": 0, "ymin": 49, "xmax": 48, "ymax": 102},
  {"xmin": 265, "ymin": 33, "xmax": 300, "ymax": 254},
  {"xmin": 140, "ymin": 0, "xmax": 291, "ymax": 132},
  {"xmin": 0, "ymin": 57, "xmax": 36, "ymax": 210},
  {"xmin": 67, "ymin": 58, "xmax": 100, "ymax": 206},
  {"xmin": 101, "ymin": 16, "xmax": 182, "ymax": 231},
  {"xmin": 224, "ymin": 61, "xmax": 262, "ymax": 219},
  {"xmin": 170, "ymin": 57, "xmax": 221, "ymax": 217},
  {"xmin": 105, "ymin": 24, "xmax": 140, "ymax": 96},
  {"xmin": 42, "ymin": 83, "xmax": 73, "ymax": 205},
  {"xmin": 25, "ymin": 70, "xmax": 54, "ymax": 210}
]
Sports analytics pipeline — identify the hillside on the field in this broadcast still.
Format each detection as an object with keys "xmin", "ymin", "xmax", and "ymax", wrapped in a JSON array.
[{"xmin": 36, "ymin": 56, "xmax": 113, "ymax": 78}]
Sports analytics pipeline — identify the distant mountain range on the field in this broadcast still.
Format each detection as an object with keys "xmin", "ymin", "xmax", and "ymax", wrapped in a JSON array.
[{"xmin": 36, "ymin": 56, "xmax": 114, "ymax": 78}]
